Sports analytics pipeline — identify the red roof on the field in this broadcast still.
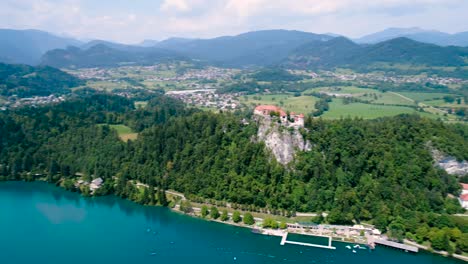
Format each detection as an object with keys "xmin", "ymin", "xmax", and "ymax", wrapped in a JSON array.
[
  {"xmin": 461, "ymin": 183, "xmax": 468, "ymax": 190},
  {"xmin": 255, "ymin": 105, "xmax": 286, "ymax": 116},
  {"xmin": 461, "ymin": 194, "xmax": 468, "ymax": 201}
]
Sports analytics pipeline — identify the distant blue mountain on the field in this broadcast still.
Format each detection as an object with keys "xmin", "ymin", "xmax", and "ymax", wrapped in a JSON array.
[
  {"xmin": 153, "ymin": 30, "xmax": 333, "ymax": 66},
  {"xmin": 356, "ymin": 27, "xmax": 468, "ymax": 46},
  {"xmin": 41, "ymin": 44, "xmax": 188, "ymax": 68},
  {"xmin": 0, "ymin": 29, "xmax": 82, "ymax": 65},
  {"xmin": 139, "ymin": 39, "xmax": 160, "ymax": 47}
]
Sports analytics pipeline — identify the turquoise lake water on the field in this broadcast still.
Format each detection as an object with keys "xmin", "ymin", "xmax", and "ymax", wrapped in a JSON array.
[{"xmin": 0, "ymin": 181, "xmax": 464, "ymax": 264}]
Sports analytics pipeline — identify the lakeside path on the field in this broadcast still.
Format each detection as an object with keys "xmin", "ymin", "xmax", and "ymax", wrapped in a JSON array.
[
  {"xmin": 404, "ymin": 239, "xmax": 468, "ymax": 262},
  {"xmin": 134, "ymin": 180, "xmax": 317, "ymax": 220}
]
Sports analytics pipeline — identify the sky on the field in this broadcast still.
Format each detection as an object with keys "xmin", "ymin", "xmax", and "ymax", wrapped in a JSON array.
[{"xmin": 0, "ymin": 0, "xmax": 467, "ymax": 43}]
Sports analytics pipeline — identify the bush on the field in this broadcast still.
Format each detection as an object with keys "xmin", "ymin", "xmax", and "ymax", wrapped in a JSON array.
[
  {"xmin": 221, "ymin": 209, "xmax": 229, "ymax": 221},
  {"xmin": 262, "ymin": 218, "xmax": 279, "ymax": 229},
  {"xmin": 201, "ymin": 205, "xmax": 209, "ymax": 218},
  {"xmin": 243, "ymin": 213, "xmax": 255, "ymax": 225},
  {"xmin": 210, "ymin": 206, "xmax": 220, "ymax": 219},
  {"xmin": 233, "ymin": 211, "xmax": 242, "ymax": 223}
]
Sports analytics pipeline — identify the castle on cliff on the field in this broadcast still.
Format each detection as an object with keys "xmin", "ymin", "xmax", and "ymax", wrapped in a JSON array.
[{"xmin": 253, "ymin": 105, "xmax": 304, "ymax": 127}]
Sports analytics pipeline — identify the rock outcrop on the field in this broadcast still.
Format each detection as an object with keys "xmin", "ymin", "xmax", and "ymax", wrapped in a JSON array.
[
  {"xmin": 430, "ymin": 147, "xmax": 468, "ymax": 176},
  {"xmin": 255, "ymin": 116, "xmax": 311, "ymax": 165}
]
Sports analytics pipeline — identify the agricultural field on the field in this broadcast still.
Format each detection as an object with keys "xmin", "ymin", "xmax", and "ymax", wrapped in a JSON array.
[
  {"xmin": 303, "ymin": 86, "xmax": 376, "ymax": 95},
  {"xmin": 240, "ymin": 93, "xmax": 318, "ymax": 114},
  {"xmin": 86, "ymin": 80, "xmax": 131, "ymax": 91},
  {"xmin": 370, "ymin": 92, "xmax": 415, "ymax": 106},
  {"xmin": 321, "ymin": 99, "xmax": 439, "ymax": 120},
  {"xmin": 397, "ymin": 92, "xmax": 455, "ymax": 102}
]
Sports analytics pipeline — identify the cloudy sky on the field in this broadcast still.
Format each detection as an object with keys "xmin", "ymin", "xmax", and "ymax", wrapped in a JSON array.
[{"xmin": 1, "ymin": 0, "xmax": 467, "ymax": 43}]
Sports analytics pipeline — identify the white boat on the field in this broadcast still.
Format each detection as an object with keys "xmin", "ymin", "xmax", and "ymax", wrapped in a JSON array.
[
  {"xmin": 346, "ymin": 245, "xmax": 351, "ymax": 249},
  {"xmin": 352, "ymin": 250, "xmax": 357, "ymax": 253},
  {"xmin": 353, "ymin": 245, "xmax": 360, "ymax": 248}
]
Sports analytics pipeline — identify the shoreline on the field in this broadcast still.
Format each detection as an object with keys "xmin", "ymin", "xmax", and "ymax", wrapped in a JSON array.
[{"xmin": 2, "ymin": 179, "xmax": 467, "ymax": 261}]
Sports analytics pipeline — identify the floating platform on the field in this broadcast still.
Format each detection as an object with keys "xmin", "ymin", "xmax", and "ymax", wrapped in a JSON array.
[
  {"xmin": 280, "ymin": 232, "xmax": 336, "ymax": 250},
  {"xmin": 375, "ymin": 239, "xmax": 418, "ymax": 253}
]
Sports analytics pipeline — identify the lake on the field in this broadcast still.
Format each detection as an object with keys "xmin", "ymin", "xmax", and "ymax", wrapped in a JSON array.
[{"xmin": 0, "ymin": 182, "xmax": 464, "ymax": 264}]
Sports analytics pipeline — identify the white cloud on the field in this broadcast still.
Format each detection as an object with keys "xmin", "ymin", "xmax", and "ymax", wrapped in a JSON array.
[
  {"xmin": 161, "ymin": 0, "xmax": 191, "ymax": 13},
  {"xmin": 0, "ymin": 0, "xmax": 466, "ymax": 43}
]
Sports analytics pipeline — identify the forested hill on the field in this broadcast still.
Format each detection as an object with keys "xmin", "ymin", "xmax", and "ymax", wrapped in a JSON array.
[
  {"xmin": 284, "ymin": 37, "xmax": 468, "ymax": 69},
  {"xmin": 40, "ymin": 44, "xmax": 188, "ymax": 68},
  {"xmin": 0, "ymin": 63, "xmax": 84, "ymax": 97},
  {"xmin": 0, "ymin": 93, "xmax": 467, "ymax": 251}
]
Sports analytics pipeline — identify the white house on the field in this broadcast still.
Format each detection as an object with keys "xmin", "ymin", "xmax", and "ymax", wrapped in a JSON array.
[
  {"xmin": 459, "ymin": 183, "xmax": 468, "ymax": 209},
  {"xmin": 89, "ymin": 177, "xmax": 103, "ymax": 192}
]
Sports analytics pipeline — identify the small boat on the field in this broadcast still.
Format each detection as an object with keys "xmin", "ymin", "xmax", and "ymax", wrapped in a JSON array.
[
  {"xmin": 359, "ymin": 246, "xmax": 367, "ymax": 250},
  {"xmin": 346, "ymin": 245, "xmax": 351, "ymax": 249},
  {"xmin": 352, "ymin": 250, "xmax": 357, "ymax": 253},
  {"xmin": 150, "ymin": 252, "xmax": 157, "ymax": 256},
  {"xmin": 353, "ymin": 245, "xmax": 360, "ymax": 249}
]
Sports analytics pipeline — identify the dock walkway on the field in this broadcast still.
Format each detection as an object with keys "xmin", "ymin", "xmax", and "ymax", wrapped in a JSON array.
[{"xmin": 375, "ymin": 239, "xmax": 418, "ymax": 252}]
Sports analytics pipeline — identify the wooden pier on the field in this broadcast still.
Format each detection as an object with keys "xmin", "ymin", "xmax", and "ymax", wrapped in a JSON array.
[
  {"xmin": 375, "ymin": 239, "xmax": 418, "ymax": 253},
  {"xmin": 280, "ymin": 232, "xmax": 336, "ymax": 250}
]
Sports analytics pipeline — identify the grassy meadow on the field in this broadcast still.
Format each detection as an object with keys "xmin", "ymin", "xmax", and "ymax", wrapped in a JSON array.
[{"xmin": 101, "ymin": 124, "xmax": 138, "ymax": 142}]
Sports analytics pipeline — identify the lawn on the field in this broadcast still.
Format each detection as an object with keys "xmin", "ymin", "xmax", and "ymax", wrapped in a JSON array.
[
  {"xmin": 322, "ymin": 99, "xmax": 438, "ymax": 120},
  {"xmin": 241, "ymin": 93, "xmax": 318, "ymax": 114}
]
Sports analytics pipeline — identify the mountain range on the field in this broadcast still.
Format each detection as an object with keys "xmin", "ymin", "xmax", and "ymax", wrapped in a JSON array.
[
  {"xmin": 284, "ymin": 37, "xmax": 468, "ymax": 69},
  {"xmin": 1, "ymin": 28, "xmax": 468, "ymax": 69},
  {"xmin": 0, "ymin": 29, "xmax": 82, "ymax": 65},
  {"xmin": 356, "ymin": 27, "xmax": 468, "ymax": 46},
  {"xmin": 41, "ymin": 44, "xmax": 187, "ymax": 68}
]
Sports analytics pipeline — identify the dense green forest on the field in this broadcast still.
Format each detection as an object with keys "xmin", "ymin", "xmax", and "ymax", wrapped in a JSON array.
[
  {"xmin": 0, "ymin": 63, "xmax": 84, "ymax": 97},
  {"xmin": 0, "ymin": 92, "xmax": 467, "ymax": 253}
]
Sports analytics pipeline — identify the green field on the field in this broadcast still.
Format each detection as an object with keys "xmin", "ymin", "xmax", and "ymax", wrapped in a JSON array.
[
  {"xmin": 105, "ymin": 124, "xmax": 138, "ymax": 142},
  {"xmin": 397, "ymin": 92, "xmax": 454, "ymax": 102},
  {"xmin": 134, "ymin": 101, "xmax": 148, "ymax": 108},
  {"xmin": 304, "ymin": 86, "xmax": 416, "ymax": 106},
  {"xmin": 424, "ymin": 99, "xmax": 467, "ymax": 108},
  {"xmin": 87, "ymin": 80, "xmax": 129, "ymax": 91},
  {"xmin": 370, "ymin": 92, "xmax": 415, "ymax": 106},
  {"xmin": 241, "ymin": 94, "xmax": 318, "ymax": 114},
  {"xmin": 303, "ymin": 86, "xmax": 376, "ymax": 95},
  {"xmin": 322, "ymin": 99, "xmax": 438, "ymax": 119}
]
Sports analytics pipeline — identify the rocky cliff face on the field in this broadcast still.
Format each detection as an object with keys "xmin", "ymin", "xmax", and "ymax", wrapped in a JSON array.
[
  {"xmin": 255, "ymin": 116, "xmax": 311, "ymax": 165},
  {"xmin": 430, "ymin": 147, "xmax": 468, "ymax": 176}
]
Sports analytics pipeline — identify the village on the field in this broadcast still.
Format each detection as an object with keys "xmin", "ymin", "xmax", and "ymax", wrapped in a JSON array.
[
  {"xmin": 166, "ymin": 89, "xmax": 241, "ymax": 110},
  {"xmin": 0, "ymin": 94, "xmax": 66, "ymax": 110},
  {"xmin": 322, "ymin": 70, "xmax": 468, "ymax": 86},
  {"xmin": 69, "ymin": 65, "xmax": 237, "ymax": 84}
]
